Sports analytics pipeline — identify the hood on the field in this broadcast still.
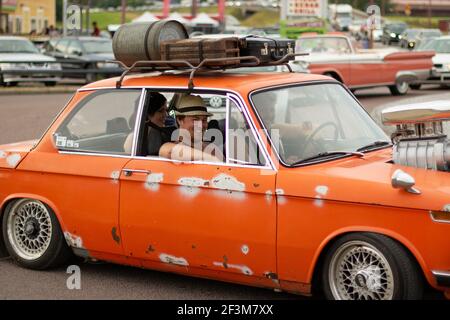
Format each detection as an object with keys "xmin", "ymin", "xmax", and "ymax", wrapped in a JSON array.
[
  {"xmin": 278, "ymin": 149, "xmax": 450, "ymax": 212},
  {"xmin": 432, "ymin": 53, "xmax": 450, "ymax": 65},
  {"xmin": 0, "ymin": 140, "xmax": 38, "ymax": 169},
  {"xmin": 0, "ymin": 53, "xmax": 57, "ymax": 62}
]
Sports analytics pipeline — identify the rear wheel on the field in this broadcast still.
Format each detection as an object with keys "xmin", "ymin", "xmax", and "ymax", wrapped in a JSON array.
[
  {"xmin": 322, "ymin": 233, "xmax": 423, "ymax": 300},
  {"xmin": 2, "ymin": 199, "xmax": 72, "ymax": 270},
  {"xmin": 389, "ymin": 80, "xmax": 409, "ymax": 95}
]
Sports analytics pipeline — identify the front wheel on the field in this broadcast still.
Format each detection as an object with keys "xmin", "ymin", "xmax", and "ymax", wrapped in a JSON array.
[
  {"xmin": 2, "ymin": 199, "xmax": 72, "ymax": 270},
  {"xmin": 322, "ymin": 233, "xmax": 423, "ymax": 300},
  {"xmin": 389, "ymin": 80, "xmax": 409, "ymax": 95}
]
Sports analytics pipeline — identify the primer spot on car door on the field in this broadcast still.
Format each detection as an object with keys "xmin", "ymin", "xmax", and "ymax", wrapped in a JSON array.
[
  {"xmin": 6, "ymin": 153, "xmax": 21, "ymax": 167},
  {"xmin": 159, "ymin": 253, "xmax": 189, "ymax": 266},
  {"xmin": 145, "ymin": 173, "xmax": 164, "ymax": 191},
  {"xmin": 211, "ymin": 173, "xmax": 245, "ymax": 192}
]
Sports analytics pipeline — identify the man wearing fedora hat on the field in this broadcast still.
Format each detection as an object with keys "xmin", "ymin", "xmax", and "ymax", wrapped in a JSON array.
[{"xmin": 159, "ymin": 95, "xmax": 223, "ymax": 162}]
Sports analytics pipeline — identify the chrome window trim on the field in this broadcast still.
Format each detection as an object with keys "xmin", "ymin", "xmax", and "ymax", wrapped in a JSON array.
[
  {"xmin": 131, "ymin": 88, "xmax": 146, "ymax": 157},
  {"xmin": 60, "ymin": 86, "xmax": 276, "ymax": 171}
]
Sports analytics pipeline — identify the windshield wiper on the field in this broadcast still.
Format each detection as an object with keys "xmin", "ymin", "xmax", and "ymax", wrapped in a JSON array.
[
  {"xmin": 356, "ymin": 141, "xmax": 391, "ymax": 153},
  {"xmin": 290, "ymin": 151, "xmax": 364, "ymax": 166}
]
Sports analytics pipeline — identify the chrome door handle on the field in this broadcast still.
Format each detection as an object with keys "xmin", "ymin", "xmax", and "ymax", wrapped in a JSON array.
[{"xmin": 122, "ymin": 169, "xmax": 151, "ymax": 176}]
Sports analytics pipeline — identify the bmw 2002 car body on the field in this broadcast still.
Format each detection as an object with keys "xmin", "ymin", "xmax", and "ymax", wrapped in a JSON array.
[{"xmin": 0, "ymin": 70, "xmax": 449, "ymax": 300}]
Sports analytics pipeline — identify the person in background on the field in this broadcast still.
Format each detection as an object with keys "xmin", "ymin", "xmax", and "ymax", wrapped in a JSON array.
[{"xmin": 91, "ymin": 21, "xmax": 100, "ymax": 37}]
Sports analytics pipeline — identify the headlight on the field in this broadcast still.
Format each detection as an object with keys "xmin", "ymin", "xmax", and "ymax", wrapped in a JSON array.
[
  {"xmin": 0, "ymin": 63, "xmax": 27, "ymax": 70},
  {"xmin": 390, "ymin": 33, "xmax": 396, "ymax": 38},
  {"xmin": 97, "ymin": 62, "xmax": 118, "ymax": 68},
  {"xmin": 398, "ymin": 35, "xmax": 403, "ymax": 40},
  {"xmin": 49, "ymin": 63, "xmax": 62, "ymax": 70}
]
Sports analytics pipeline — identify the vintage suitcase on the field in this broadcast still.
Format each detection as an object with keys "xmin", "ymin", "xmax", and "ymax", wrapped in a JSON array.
[
  {"xmin": 239, "ymin": 37, "xmax": 295, "ymax": 63},
  {"xmin": 160, "ymin": 37, "xmax": 240, "ymax": 67}
]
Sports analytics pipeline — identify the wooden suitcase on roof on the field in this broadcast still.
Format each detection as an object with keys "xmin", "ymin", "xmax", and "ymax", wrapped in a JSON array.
[{"xmin": 160, "ymin": 37, "xmax": 241, "ymax": 67}]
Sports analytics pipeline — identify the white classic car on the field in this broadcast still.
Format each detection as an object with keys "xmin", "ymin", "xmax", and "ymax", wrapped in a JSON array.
[
  {"xmin": 0, "ymin": 36, "xmax": 61, "ymax": 86},
  {"xmin": 415, "ymin": 36, "xmax": 450, "ymax": 88}
]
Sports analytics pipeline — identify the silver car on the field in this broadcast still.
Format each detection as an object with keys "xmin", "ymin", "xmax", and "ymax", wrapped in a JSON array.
[{"xmin": 0, "ymin": 36, "xmax": 61, "ymax": 86}]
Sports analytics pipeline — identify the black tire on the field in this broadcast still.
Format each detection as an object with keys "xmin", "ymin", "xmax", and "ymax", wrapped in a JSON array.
[
  {"xmin": 8, "ymin": 82, "xmax": 18, "ymax": 87},
  {"xmin": 322, "ymin": 233, "xmax": 423, "ymax": 300},
  {"xmin": 410, "ymin": 84, "xmax": 422, "ymax": 90},
  {"xmin": 2, "ymin": 199, "xmax": 72, "ymax": 270},
  {"xmin": 389, "ymin": 80, "xmax": 409, "ymax": 96},
  {"xmin": 324, "ymin": 72, "xmax": 341, "ymax": 83}
]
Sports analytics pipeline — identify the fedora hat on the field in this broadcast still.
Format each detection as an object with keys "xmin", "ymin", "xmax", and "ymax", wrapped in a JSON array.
[{"xmin": 174, "ymin": 95, "xmax": 213, "ymax": 117}]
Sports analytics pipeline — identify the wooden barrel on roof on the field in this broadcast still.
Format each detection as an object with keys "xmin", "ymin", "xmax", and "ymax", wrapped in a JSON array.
[{"xmin": 112, "ymin": 20, "xmax": 188, "ymax": 67}]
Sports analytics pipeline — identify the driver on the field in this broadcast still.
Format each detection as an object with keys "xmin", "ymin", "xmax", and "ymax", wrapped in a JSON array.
[{"xmin": 254, "ymin": 92, "xmax": 316, "ymax": 164}]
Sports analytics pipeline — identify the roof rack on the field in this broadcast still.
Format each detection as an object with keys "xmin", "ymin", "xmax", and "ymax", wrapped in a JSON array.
[{"xmin": 113, "ymin": 53, "xmax": 308, "ymax": 89}]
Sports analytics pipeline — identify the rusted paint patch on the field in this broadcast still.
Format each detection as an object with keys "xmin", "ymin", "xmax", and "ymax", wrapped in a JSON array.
[
  {"xmin": 211, "ymin": 173, "xmax": 245, "ymax": 192},
  {"xmin": 145, "ymin": 245, "xmax": 155, "ymax": 254},
  {"xmin": 0, "ymin": 150, "xmax": 6, "ymax": 158},
  {"xmin": 275, "ymin": 189, "xmax": 284, "ymax": 195},
  {"xmin": 111, "ymin": 227, "xmax": 121, "ymax": 245},
  {"xmin": 264, "ymin": 272, "xmax": 280, "ymax": 284},
  {"xmin": 178, "ymin": 177, "xmax": 209, "ymax": 188},
  {"xmin": 213, "ymin": 261, "xmax": 253, "ymax": 275},
  {"xmin": 159, "ymin": 253, "xmax": 189, "ymax": 266},
  {"xmin": 179, "ymin": 186, "xmax": 202, "ymax": 197},
  {"xmin": 241, "ymin": 245, "xmax": 249, "ymax": 255},
  {"xmin": 64, "ymin": 232, "xmax": 84, "ymax": 249},
  {"xmin": 444, "ymin": 205, "xmax": 450, "ymax": 212},
  {"xmin": 145, "ymin": 173, "xmax": 164, "ymax": 191},
  {"xmin": 110, "ymin": 171, "xmax": 120, "ymax": 181},
  {"xmin": 314, "ymin": 185, "xmax": 328, "ymax": 208},
  {"xmin": 6, "ymin": 153, "xmax": 21, "ymax": 167},
  {"xmin": 315, "ymin": 186, "xmax": 328, "ymax": 197},
  {"xmin": 222, "ymin": 255, "xmax": 229, "ymax": 269},
  {"xmin": 212, "ymin": 189, "xmax": 246, "ymax": 200}
]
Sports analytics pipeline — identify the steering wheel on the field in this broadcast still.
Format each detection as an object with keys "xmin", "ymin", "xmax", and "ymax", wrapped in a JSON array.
[{"xmin": 299, "ymin": 122, "xmax": 339, "ymax": 158}]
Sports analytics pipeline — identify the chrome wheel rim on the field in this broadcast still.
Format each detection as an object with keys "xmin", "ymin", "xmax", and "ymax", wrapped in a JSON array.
[
  {"xmin": 329, "ymin": 240, "xmax": 395, "ymax": 300},
  {"xmin": 397, "ymin": 81, "xmax": 408, "ymax": 93},
  {"xmin": 7, "ymin": 199, "xmax": 52, "ymax": 260}
]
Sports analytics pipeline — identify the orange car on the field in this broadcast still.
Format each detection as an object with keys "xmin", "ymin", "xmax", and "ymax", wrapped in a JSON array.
[{"xmin": 0, "ymin": 71, "xmax": 449, "ymax": 300}]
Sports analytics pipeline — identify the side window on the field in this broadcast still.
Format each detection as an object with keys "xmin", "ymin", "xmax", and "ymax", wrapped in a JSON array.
[
  {"xmin": 227, "ymin": 100, "xmax": 265, "ymax": 166},
  {"xmin": 55, "ymin": 39, "xmax": 69, "ymax": 54},
  {"xmin": 67, "ymin": 40, "xmax": 83, "ymax": 56},
  {"xmin": 54, "ymin": 90, "xmax": 142, "ymax": 155}
]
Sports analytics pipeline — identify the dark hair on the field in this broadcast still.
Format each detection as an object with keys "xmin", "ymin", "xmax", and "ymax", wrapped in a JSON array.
[{"xmin": 147, "ymin": 92, "xmax": 167, "ymax": 116}]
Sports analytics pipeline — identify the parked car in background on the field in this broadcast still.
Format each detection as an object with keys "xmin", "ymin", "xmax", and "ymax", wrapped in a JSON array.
[
  {"xmin": 0, "ymin": 36, "xmax": 61, "ymax": 87},
  {"xmin": 382, "ymin": 22, "xmax": 408, "ymax": 45},
  {"xmin": 43, "ymin": 36, "xmax": 123, "ymax": 83},
  {"xmin": 295, "ymin": 34, "xmax": 434, "ymax": 95},
  {"xmin": 400, "ymin": 29, "xmax": 442, "ymax": 50},
  {"xmin": 411, "ymin": 36, "xmax": 450, "ymax": 89}
]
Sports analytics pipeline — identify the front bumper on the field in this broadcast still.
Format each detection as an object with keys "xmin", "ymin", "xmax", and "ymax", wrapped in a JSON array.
[
  {"xmin": 2, "ymin": 74, "xmax": 61, "ymax": 83},
  {"xmin": 433, "ymin": 270, "xmax": 450, "ymax": 288}
]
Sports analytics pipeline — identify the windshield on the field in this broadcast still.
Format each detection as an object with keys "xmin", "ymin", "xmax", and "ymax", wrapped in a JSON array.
[
  {"xmin": 388, "ymin": 24, "xmax": 406, "ymax": 33},
  {"xmin": 421, "ymin": 39, "xmax": 450, "ymax": 53},
  {"xmin": 0, "ymin": 39, "xmax": 39, "ymax": 53},
  {"xmin": 81, "ymin": 40, "xmax": 113, "ymax": 54},
  {"xmin": 251, "ymin": 83, "xmax": 389, "ymax": 166},
  {"xmin": 296, "ymin": 37, "xmax": 351, "ymax": 54}
]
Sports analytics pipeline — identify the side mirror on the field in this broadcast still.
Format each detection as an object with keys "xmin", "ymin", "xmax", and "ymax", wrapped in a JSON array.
[{"xmin": 391, "ymin": 169, "xmax": 421, "ymax": 194}]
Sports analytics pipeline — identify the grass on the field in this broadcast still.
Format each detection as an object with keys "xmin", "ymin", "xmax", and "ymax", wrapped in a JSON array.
[
  {"xmin": 70, "ymin": 7, "xmax": 280, "ymax": 30},
  {"xmin": 385, "ymin": 15, "xmax": 450, "ymax": 29}
]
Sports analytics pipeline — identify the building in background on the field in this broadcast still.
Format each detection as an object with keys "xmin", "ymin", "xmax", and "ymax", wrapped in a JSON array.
[{"xmin": 0, "ymin": 0, "xmax": 55, "ymax": 34}]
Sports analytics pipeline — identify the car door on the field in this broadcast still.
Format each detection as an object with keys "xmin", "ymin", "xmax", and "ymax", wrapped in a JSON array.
[
  {"xmin": 21, "ymin": 88, "xmax": 144, "ymax": 255},
  {"xmin": 119, "ymin": 90, "xmax": 278, "ymax": 280}
]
